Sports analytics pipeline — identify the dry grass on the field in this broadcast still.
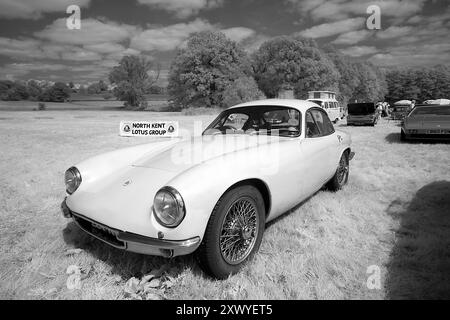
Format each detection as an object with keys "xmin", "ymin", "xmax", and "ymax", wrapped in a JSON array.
[{"xmin": 0, "ymin": 104, "xmax": 449, "ymax": 300}]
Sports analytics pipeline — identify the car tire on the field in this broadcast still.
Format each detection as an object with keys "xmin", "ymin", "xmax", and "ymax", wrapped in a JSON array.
[
  {"xmin": 326, "ymin": 152, "xmax": 349, "ymax": 191},
  {"xmin": 196, "ymin": 185, "xmax": 265, "ymax": 279}
]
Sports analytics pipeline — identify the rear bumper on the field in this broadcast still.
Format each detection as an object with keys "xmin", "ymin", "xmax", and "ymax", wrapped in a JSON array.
[
  {"xmin": 61, "ymin": 199, "xmax": 200, "ymax": 257},
  {"xmin": 347, "ymin": 118, "xmax": 376, "ymax": 125}
]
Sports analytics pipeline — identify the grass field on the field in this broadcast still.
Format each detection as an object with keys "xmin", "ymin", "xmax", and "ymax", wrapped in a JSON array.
[{"xmin": 0, "ymin": 102, "xmax": 449, "ymax": 300}]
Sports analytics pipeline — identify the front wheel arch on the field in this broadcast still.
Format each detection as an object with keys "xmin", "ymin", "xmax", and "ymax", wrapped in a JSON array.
[{"xmin": 218, "ymin": 179, "xmax": 271, "ymax": 219}]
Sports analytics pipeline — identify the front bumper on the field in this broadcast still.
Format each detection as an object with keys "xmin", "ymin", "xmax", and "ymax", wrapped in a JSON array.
[
  {"xmin": 61, "ymin": 199, "xmax": 201, "ymax": 257},
  {"xmin": 402, "ymin": 129, "xmax": 450, "ymax": 140}
]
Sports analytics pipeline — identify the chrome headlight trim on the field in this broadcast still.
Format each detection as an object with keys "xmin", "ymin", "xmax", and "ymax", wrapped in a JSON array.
[
  {"xmin": 153, "ymin": 186, "xmax": 186, "ymax": 228},
  {"xmin": 65, "ymin": 166, "xmax": 82, "ymax": 195}
]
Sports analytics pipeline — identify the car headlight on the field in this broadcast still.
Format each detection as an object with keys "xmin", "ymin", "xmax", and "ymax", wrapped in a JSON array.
[
  {"xmin": 153, "ymin": 186, "xmax": 186, "ymax": 228},
  {"xmin": 65, "ymin": 167, "xmax": 82, "ymax": 195}
]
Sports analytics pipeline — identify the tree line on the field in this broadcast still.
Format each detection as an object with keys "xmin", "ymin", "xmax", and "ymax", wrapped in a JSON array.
[
  {"xmin": 0, "ymin": 80, "xmax": 72, "ymax": 102},
  {"xmin": 384, "ymin": 65, "xmax": 450, "ymax": 103},
  {"xmin": 167, "ymin": 32, "xmax": 389, "ymax": 109},
  {"xmin": 1, "ymin": 31, "xmax": 449, "ymax": 108},
  {"xmin": 107, "ymin": 32, "xmax": 389, "ymax": 110}
]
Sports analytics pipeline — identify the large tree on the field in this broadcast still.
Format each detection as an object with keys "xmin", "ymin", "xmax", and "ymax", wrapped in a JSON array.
[
  {"xmin": 252, "ymin": 36, "xmax": 340, "ymax": 98},
  {"xmin": 323, "ymin": 45, "xmax": 361, "ymax": 106},
  {"xmin": 351, "ymin": 62, "xmax": 387, "ymax": 103},
  {"xmin": 221, "ymin": 76, "xmax": 265, "ymax": 107},
  {"xmin": 27, "ymin": 80, "xmax": 43, "ymax": 100},
  {"xmin": 109, "ymin": 55, "xmax": 160, "ymax": 108},
  {"xmin": 168, "ymin": 31, "xmax": 253, "ymax": 109},
  {"xmin": 39, "ymin": 82, "xmax": 71, "ymax": 102}
]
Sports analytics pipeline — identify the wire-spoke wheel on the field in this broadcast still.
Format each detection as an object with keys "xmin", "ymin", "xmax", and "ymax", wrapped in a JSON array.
[
  {"xmin": 196, "ymin": 185, "xmax": 265, "ymax": 279},
  {"xmin": 219, "ymin": 197, "xmax": 259, "ymax": 265},
  {"xmin": 327, "ymin": 152, "xmax": 350, "ymax": 191},
  {"xmin": 336, "ymin": 155, "xmax": 349, "ymax": 185}
]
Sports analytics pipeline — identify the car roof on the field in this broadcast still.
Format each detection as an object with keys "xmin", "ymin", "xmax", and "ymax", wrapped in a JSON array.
[
  {"xmin": 227, "ymin": 99, "xmax": 320, "ymax": 113},
  {"xmin": 307, "ymin": 98, "xmax": 338, "ymax": 102}
]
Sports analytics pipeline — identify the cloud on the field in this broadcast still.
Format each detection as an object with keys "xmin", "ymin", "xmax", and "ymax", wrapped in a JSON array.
[
  {"xmin": 0, "ymin": 0, "xmax": 91, "ymax": 19},
  {"xmin": 340, "ymin": 46, "xmax": 378, "ymax": 57},
  {"xmin": 83, "ymin": 43, "xmax": 126, "ymax": 54},
  {"xmin": 0, "ymin": 62, "xmax": 68, "ymax": 80},
  {"xmin": 107, "ymin": 48, "xmax": 142, "ymax": 61},
  {"xmin": 370, "ymin": 42, "xmax": 450, "ymax": 66},
  {"xmin": 137, "ymin": 0, "xmax": 223, "ymax": 18},
  {"xmin": 289, "ymin": 0, "xmax": 427, "ymax": 21},
  {"xmin": 60, "ymin": 47, "xmax": 102, "ymax": 61},
  {"xmin": 332, "ymin": 30, "xmax": 371, "ymax": 45},
  {"xmin": 35, "ymin": 18, "xmax": 138, "ymax": 46},
  {"xmin": 221, "ymin": 27, "xmax": 256, "ymax": 43},
  {"xmin": 298, "ymin": 17, "xmax": 365, "ymax": 38},
  {"xmin": 406, "ymin": 15, "xmax": 423, "ymax": 24},
  {"xmin": 130, "ymin": 20, "xmax": 260, "ymax": 52},
  {"xmin": 0, "ymin": 37, "xmax": 44, "ymax": 59},
  {"xmin": 376, "ymin": 26, "xmax": 413, "ymax": 39},
  {"xmin": 130, "ymin": 19, "xmax": 214, "ymax": 51},
  {"xmin": 240, "ymin": 34, "xmax": 272, "ymax": 53}
]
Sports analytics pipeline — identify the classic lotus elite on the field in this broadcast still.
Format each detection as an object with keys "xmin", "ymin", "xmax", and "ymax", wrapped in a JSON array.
[
  {"xmin": 401, "ymin": 104, "xmax": 450, "ymax": 141},
  {"xmin": 61, "ymin": 99, "xmax": 353, "ymax": 279}
]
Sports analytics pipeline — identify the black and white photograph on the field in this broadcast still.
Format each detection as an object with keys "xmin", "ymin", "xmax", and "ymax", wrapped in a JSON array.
[{"xmin": 0, "ymin": 0, "xmax": 449, "ymax": 303}]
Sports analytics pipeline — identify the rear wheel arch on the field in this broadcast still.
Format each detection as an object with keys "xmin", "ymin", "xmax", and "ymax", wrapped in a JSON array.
[{"xmin": 338, "ymin": 147, "xmax": 351, "ymax": 164}]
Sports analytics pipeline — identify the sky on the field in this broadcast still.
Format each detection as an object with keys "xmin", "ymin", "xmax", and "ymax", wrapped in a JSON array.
[{"xmin": 0, "ymin": 0, "xmax": 448, "ymax": 84}]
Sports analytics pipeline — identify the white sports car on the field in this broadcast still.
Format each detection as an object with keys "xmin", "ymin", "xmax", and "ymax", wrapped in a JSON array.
[{"xmin": 61, "ymin": 99, "xmax": 353, "ymax": 279}]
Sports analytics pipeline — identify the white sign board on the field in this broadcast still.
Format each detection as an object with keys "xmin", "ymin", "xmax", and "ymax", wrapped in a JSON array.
[{"xmin": 120, "ymin": 121, "xmax": 179, "ymax": 137}]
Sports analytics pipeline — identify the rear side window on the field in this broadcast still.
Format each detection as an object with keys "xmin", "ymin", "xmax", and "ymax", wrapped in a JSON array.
[
  {"xmin": 305, "ymin": 112, "xmax": 321, "ymax": 138},
  {"xmin": 309, "ymin": 109, "xmax": 335, "ymax": 136}
]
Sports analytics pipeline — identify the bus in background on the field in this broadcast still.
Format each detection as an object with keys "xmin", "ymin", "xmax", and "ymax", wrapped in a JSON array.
[{"xmin": 307, "ymin": 91, "xmax": 342, "ymax": 123}]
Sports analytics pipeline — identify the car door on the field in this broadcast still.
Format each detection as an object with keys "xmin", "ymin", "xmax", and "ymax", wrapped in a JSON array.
[{"xmin": 300, "ymin": 108, "xmax": 337, "ymax": 194}]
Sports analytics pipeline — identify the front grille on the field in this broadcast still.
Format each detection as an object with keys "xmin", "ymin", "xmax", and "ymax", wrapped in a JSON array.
[{"xmin": 73, "ymin": 215, "xmax": 126, "ymax": 248}]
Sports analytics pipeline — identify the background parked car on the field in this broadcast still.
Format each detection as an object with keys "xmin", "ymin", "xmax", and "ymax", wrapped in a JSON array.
[
  {"xmin": 307, "ymin": 91, "xmax": 342, "ymax": 123},
  {"xmin": 390, "ymin": 100, "xmax": 412, "ymax": 121},
  {"xmin": 347, "ymin": 102, "xmax": 379, "ymax": 126},
  {"xmin": 401, "ymin": 104, "xmax": 450, "ymax": 141}
]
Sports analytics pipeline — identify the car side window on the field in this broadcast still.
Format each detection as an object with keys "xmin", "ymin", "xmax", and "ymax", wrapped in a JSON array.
[
  {"xmin": 223, "ymin": 113, "xmax": 249, "ymax": 130},
  {"xmin": 309, "ymin": 109, "xmax": 335, "ymax": 136},
  {"xmin": 305, "ymin": 111, "xmax": 321, "ymax": 138}
]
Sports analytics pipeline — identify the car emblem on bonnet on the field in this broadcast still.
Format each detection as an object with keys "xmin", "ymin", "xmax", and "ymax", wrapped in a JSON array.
[{"xmin": 123, "ymin": 180, "xmax": 132, "ymax": 186}]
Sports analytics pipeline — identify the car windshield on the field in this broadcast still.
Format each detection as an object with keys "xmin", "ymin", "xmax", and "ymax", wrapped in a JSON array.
[
  {"xmin": 203, "ymin": 106, "xmax": 301, "ymax": 137},
  {"xmin": 410, "ymin": 106, "xmax": 450, "ymax": 116},
  {"xmin": 348, "ymin": 103, "xmax": 375, "ymax": 115}
]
